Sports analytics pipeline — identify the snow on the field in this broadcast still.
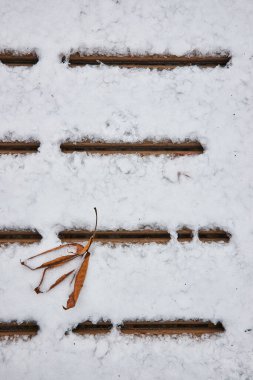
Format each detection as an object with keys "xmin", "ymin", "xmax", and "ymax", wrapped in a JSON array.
[{"xmin": 0, "ymin": 0, "xmax": 253, "ymax": 379}]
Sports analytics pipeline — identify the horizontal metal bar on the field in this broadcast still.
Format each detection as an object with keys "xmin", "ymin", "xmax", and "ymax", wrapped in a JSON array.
[
  {"xmin": 177, "ymin": 228, "xmax": 231, "ymax": 243},
  {"xmin": 0, "ymin": 230, "xmax": 42, "ymax": 244},
  {"xmin": 0, "ymin": 141, "xmax": 40, "ymax": 154},
  {"xmin": 0, "ymin": 321, "xmax": 39, "ymax": 337},
  {"xmin": 0, "ymin": 51, "xmax": 230, "ymax": 68},
  {"xmin": 0, "ymin": 51, "xmax": 38, "ymax": 66},
  {"xmin": 0, "ymin": 141, "xmax": 203, "ymax": 155},
  {"xmin": 198, "ymin": 229, "xmax": 231, "ymax": 243},
  {"xmin": 72, "ymin": 321, "xmax": 113, "ymax": 335},
  {"xmin": 59, "ymin": 230, "xmax": 171, "ymax": 244},
  {"xmin": 60, "ymin": 141, "xmax": 204, "ymax": 156},
  {"xmin": 177, "ymin": 228, "xmax": 194, "ymax": 242},
  {"xmin": 72, "ymin": 320, "xmax": 225, "ymax": 335},
  {"xmin": 63, "ymin": 53, "xmax": 230, "ymax": 69},
  {"xmin": 0, "ymin": 320, "xmax": 224, "ymax": 338},
  {"xmin": 0, "ymin": 229, "xmax": 230, "ymax": 244},
  {"xmin": 120, "ymin": 320, "xmax": 225, "ymax": 335},
  {"xmin": 60, "ymin": 229, "xmax": 230, "ymax": 244}
]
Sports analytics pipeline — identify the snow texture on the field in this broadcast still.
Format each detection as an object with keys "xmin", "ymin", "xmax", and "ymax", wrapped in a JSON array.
[{"xmin": 0, "ymin": 0, "xmax": 253, "ymax": 379}]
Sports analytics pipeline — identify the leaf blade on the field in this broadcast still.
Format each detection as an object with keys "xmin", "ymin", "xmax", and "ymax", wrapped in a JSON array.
[{"xmin": 63, "ymin": 252, "xmax": 91, "ymax": 310}]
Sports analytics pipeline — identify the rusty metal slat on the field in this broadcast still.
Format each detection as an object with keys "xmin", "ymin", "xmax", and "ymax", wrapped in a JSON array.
[
  {"xmin": 59, "ymin": 230, "xmax": 171, "ymax": 244},
  {"xmin": 0, "ymin": 229, "xmax": 230, "ymax": 244},
  {"xmin": 0, "ymin": 230, "xmax": 42, "ymax": 244},
  {"xmin": 63, "ymin": 53, "xmax": 230, "ymax": 68},
  {"xmin": 120, "ymin": 321, "xmax": 225, "ymax": 335},
  {"xmin": 198, "ymin": 229, "xmax": 231, "ymax": 243},
  {"xmin": 0, "ymin": 52, "xmax": 38, "ymax": 66},
  {"xmin": 0, "ymin": 320, "xmax": 224, "ymax": 338},
  {"xmin": 177, "ymin": 228, "xmax": 194, "ymax": 242},
  {"xmin": 177, "ymin": 229, "xmax": 231, "ymax": 243},
  {"xmin": 0, "ymin": 52, "xmax": 230, "ymax": 67},
  {"xmin": 72, "ymin": 320, "xmax": 225, "ymax": 335},
  {"xmin": 60, "ymin": 141, "xmax": 204, "ymax": 155},
  {"xmin": 0, "ymin": 141, "xmax": 204, "ymax": 155},
  {"xmin": 60, "ymin": 229, "xmax": 230, "ymax": 244},
  {"xmin": 0, "ymin": 321, "xmax": 39, "ymax": 337},
  {"xmin": 0, "ymin": 141, "xmax": 40, "ymax": 154},
  {"xmin": 72, "ymin": 321, "xmax": 113, "ymax": 335}
]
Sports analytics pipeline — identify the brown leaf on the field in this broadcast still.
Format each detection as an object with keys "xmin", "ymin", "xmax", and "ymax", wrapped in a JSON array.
[
  {"xmin": 21, "ymin": 207, "xmax": 98, "ymax": 309},
  {"xmin": 32, "ymin": 254, "xmax": 79, "ymax": 270},
  {"xmin": 21, "ymin": 243, "xmax": 84, "ymax": 269},
  {"xmin": 63, "ymin": 251, "xmax": 91, "ymax": 310},
  {"xmin": 35, "ymin": 269, "xmax": 76, "ymax": 294}
]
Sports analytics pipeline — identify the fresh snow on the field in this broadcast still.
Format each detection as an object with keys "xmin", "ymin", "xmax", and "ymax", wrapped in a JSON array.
[{"xmin": 0, "ymin": 0, "xmax": 253, "ymax": 379}]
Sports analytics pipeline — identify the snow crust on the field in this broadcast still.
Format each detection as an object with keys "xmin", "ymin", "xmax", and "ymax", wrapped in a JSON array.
[{"xmin": 0, "ymin": 0, "xmax": 253, "ymax": 379}]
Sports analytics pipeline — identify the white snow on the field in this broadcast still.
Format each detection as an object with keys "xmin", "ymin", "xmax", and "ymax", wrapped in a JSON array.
[{"xmin": 0, "ymin": 0, "xmax": 253, "ymax": 379}]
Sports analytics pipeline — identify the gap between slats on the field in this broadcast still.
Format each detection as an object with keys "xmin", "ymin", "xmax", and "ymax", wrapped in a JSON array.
[
  {"xmin": 60, "ymin": 140, "xmax": 204, "ymax": 155},
  {"xmin": 62, "ymin": 53, "xmax": 231, "ymax": 69},
  {"xmin": 72, "ymin": 320, "xmax": 225, "ymax": 335},
  {"xmin": 0, "ymin": 141, "xmax": 40, "ymax": 154},
  {"xmin": 0, "ymin": 141, "xmax": 204, "ymax": 156},
  {"xmin": 0, "ymin": 52, "xmax": 230, "ymax": 68},
  {"xmin": 0, "ymin": 229, "xmax": 231, "ymax": 244},
  {"xmin": 119, "ymin": 320, "xmax": 225, "ymax": 335},
  {"xmin": 60, "ymin": 229, "xmax": 170, "ymax": 244},
  {"xmin": 0, "ymin": 320, "xmax": 224, "ymax": 337},
  {"xmin": 60, "ymin": 229, "xmax": 231, "ymax": 243},
  {"xmin": 0, "ymin": 230, "xmax": 42, "ymax": 244},
  {"xmin": 0, "ymin": 321, "xmax": 39, "ymax": 337},
  {"xmin": 0, "ymin": 51, "xmax": 38, "ymax": 66},
  {"xmin": 68, "ymin": 320, "xmax": 225, "ymax": 335}
]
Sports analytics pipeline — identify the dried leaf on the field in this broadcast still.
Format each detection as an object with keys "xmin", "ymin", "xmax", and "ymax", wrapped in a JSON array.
[
  {"xmin": 63, "ymin": 251, "xmax": 91, "ymax": 310},
  {"xmin": 20, "ymin": 243, "xmax": 84, "ymax": 269},
  {"xmin": 25, "ymin": 253, "xmax": 79, "ymax": 270},
  {"xmin": 21, "ymin": 207, "xmax": 98, "ymax": 309},
  {"xmin": 35, "ymin": 269, "xmax": 76, "ymax": 294}
]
